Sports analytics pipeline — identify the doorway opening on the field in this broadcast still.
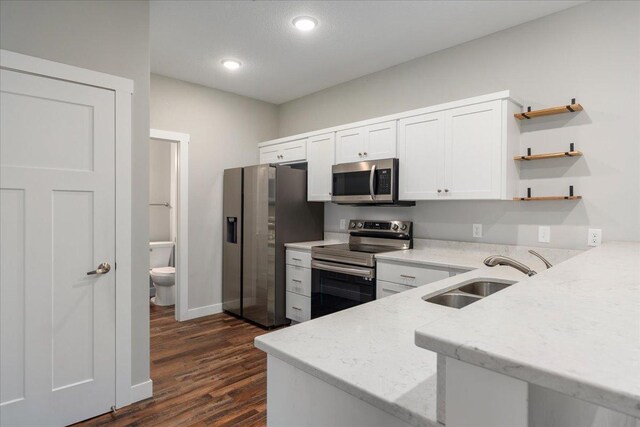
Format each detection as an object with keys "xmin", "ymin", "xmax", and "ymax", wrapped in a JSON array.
[{"xmin": 149, "ymin": 129, "xmax": 189, "ymax": 321}]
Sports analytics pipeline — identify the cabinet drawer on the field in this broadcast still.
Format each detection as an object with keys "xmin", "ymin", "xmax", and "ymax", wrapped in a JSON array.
[
  {"xmin": 286, "ymin": 291, "xmax": 310, "ymax": 322},
  {"xmin": 286, "ymin": 265, "xmax": 311, "ymax": 297},
  {"xmin": 377, "ymin": 261, "xmax": 451, "ymax": 287},
  {"xmin": 286, "ymin": 249, "xmax": 312, "ymax": 268},
  {"xmin": 377, "ymin": 280, "xmax": 414, "ymax": 299}
]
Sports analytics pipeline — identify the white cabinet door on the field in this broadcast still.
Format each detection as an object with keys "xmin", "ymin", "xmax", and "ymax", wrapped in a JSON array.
[
  {"xmin": 377, "ymin": 280, "xmax": 414, "ymax": 299},
  {"xmin": 365, "ymin": 120, "xmax": 396, "ymax": 160},
  {"xmin": 335, "ymin": 127, "xmax": 365, "ymax": 164},
  {"xmin": 259, "ymin": 139, "xmax": 307, "ymax": 164},
  {"xmin": 398, "ymin": 112, "xmax": 446, "ymax": 200},
  {"xmin": 444, "ymin": 100, "xmax": 502, "ymax": 199},
  {"xmin": 307, "ymin": 132, "xmax": 335, "ymax": 201},
  {"xmin": 259, "ymin": 145, "xmax": 281, "ymax": 164},
  {"xmin": 1, "ymin": 69, "xmax": 116, "ymax": 426}
]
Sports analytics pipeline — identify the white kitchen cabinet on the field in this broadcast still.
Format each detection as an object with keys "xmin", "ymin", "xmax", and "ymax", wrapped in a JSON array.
[
  {"xmin": 286, "ymin": 249, "xmax": 313, "ymax": 323},
  {"xmin": 376, "ymin": 260, "xmax": 458, "ymax": 299},
  {"xmin": 336, "ymin": 121, "xmax": 396, "ymax": 164},
  {"xmin": 399, "ymin": 99, "xmax": 518, "ymax": 201},
  {"xmin": 377, "ymin": 280, "xmax": 415, "ymax": 299},
  {"xmin": 286, "ymin": 249, "xmax": 312, "ymax": 268},
  {"xmin": 259, "ymin": 138, "xmax": 307, "ymax": 164},
  {"xmin": 286, "ymin": 264, "xmax": 312, "ymax": 297},
  {"xmin": 443, "ymin": 100, "xmax": 502, "ymax": 199},
  {"xmin": 286, "ymin": 291, "xmax": 311, "ymax": 322},
  {"xmin": 307, "ymin": 132, "xmax": 335, "ymax": 201},
  {"xmin": 398, "ymin": 112, "xmax": 446, "ymax": 200}
]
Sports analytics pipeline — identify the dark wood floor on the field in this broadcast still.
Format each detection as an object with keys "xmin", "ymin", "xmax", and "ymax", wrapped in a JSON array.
[{"xmin": 77, "ymin": 304, "xmax": 276, "ymax": 427}]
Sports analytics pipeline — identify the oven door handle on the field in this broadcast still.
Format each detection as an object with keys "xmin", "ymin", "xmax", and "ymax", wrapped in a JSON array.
[
  {"xmin": 369, "ymin": 164, "xmax": 376, "ymax": 201},
  {"xmin": 312, "ymin": 260, "xmax": 375, "ymax": 279}
]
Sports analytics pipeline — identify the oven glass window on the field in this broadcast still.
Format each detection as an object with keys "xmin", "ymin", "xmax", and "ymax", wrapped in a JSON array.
[{"xmin": 311, "ymin": 268, "xmax": 375, "ymax": 319}]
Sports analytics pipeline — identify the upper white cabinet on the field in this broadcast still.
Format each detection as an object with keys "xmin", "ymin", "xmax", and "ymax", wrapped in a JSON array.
[
  {"xmin": 258, "ymin": 91, "xmax": 521, "ymax": 201},
  {"xmin": 307, "ymin": 132, "xmax": 335, "ymax": 201},
  {"xmin": 259, "ymin": 138, "xmax": 306, "ymax": 164},
  {"xmin": 398, "ymin": 112, "xmax": 446, "ymax": 200},
  {"xmin": 336, "ymin": 120, "xmax": 396, "ymax": 164},
  {"xmin": 399, "ymin": 99, "xmax": 519, "ymax": 200}
]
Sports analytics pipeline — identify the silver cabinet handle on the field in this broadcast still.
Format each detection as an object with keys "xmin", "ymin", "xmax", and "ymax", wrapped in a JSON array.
[
  {"xmin": 87, "ymin": 262, "xmax": 111, "ymax": 275},
  {"xmin": 292, "ymin": 257, "xmax": 302, "ymax": 261},
  {"xmin": 358, "ymin": 152, "xmax": 362, "ymax": 157},
  {"xmin": 292, "ymin": 306, "xmax": 302, "ymax": 311},
  {"xmin": 292, "ymin": 279, "xmax": 302, "ymax": 283},
  {"xmin": 444, "ymin": 189, "xmax": 449, "ymax": 193},
  {"xmin": 437, "ymin": 189, "xmax": 442, "ymax": 193},
  {"xmin": 363, "ymin": 152, "xmax": 367, "ymax": 156},
  {"xmin": 369, "ymin": 164, "xmax": 376, "ymax": 201},
  {"xmin": 400, "ymin": 274, "xmax": 416, "ymax": 279}
]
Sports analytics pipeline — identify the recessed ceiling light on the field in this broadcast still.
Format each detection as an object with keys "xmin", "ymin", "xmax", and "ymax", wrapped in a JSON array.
[
  {"xmin": 221, "ymin": 59, "xmax": 241, "ymax": 70},
  {"xmin": 293, "ymin": 16, "xmax": 318, "ymax": 31}
]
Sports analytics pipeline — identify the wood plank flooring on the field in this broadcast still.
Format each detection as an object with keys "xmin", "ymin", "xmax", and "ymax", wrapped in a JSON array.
[{"xmin": 77, "ymin": 304, "xmax": 279, "ymax": 427}]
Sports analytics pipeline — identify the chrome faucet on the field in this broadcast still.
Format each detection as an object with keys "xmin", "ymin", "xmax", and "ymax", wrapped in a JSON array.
[
  {"xmin": 483, "ymin": 250, "xmax": 553, "ymax": 276},
  {"xmin": 483, "ymin": 255, "xmax": 537, "ymax": 276}
]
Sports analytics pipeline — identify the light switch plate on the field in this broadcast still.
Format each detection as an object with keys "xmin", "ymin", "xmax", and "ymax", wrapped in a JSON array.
[
  {"xmin": 339, "ymin": 219, "xmax": 347, "ymax": 230},
  {"xmin": 538, "ymin": 226, "xmax": 550, "ymax": 243},
  {"xmin": 473, "ymin": 224, "xmax": 482, "ymax": 238},
  {"xmin": 588, "ymin": 228, "xmax": 602, "ymax": 246}
]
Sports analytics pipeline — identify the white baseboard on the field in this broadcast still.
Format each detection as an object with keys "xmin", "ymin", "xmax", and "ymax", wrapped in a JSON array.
[
  {"xmin": 130, "ymin": 379, "xmax": 153, "ymax": 403},
  {"xmin": 182, "ymin": 303, "xmax": 223, "ymax": 321}
]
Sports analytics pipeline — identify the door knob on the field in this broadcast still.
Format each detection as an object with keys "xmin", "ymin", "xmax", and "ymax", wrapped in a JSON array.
[{"xmin": 87, "ymin": 262, "xmax": 111, "ymax": 275}]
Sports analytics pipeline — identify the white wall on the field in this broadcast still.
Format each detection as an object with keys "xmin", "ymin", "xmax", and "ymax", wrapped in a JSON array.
[
  {"xmin": 278, "ymin": 1, "xmax": 640, "ymax": 250},
  {"xmin": 149, "ymin": 141, "xmax": 172, "ymax": 242},
  {"xmin": 0, "ymin": 0, "xmax": 151, "ymax": 385},
  {"xmin": 150, "ymin": 74, "xmax": 279, "ymax": 310}
]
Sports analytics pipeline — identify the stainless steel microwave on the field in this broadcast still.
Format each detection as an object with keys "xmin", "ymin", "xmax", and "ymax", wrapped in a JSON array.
[{"xmin": 332, "ymin": 158, "xmax": 404, "ymax": 205}]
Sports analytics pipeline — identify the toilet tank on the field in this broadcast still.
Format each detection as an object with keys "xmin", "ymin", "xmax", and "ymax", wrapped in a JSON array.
[{"xmin": 149, "ymin": 241, "xmax": 174, "ymax": 268}]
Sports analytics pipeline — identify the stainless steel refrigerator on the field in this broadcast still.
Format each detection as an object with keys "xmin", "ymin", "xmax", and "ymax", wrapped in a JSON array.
[{"xmin": 222, "ymin": 164, "xmax": 324, "ymax": 327}]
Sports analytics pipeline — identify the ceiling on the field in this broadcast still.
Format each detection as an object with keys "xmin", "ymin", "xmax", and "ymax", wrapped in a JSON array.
[{"xmin": 151, "ymin": 1, "xmax": 584, "ymax": 104}]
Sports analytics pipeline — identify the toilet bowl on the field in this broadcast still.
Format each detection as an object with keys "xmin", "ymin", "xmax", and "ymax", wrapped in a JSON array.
[
  {"xmin": 150, "ymin": 266, "xmax": 175, "ymax": 306},
  {"xmin": 149, "ymin": 241, "xmax": 176, "ymax": 306}
]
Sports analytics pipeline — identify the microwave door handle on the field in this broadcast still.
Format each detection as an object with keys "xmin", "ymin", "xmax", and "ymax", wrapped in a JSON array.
[{"xmin": 369, "ymin": 164, "xmax": 376, "ymax": 201}]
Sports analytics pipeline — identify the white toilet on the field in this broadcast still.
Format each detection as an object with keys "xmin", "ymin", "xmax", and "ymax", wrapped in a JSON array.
[{"xmin": 149, "ymin": 241, "xmax": 176, "ymax": 306}]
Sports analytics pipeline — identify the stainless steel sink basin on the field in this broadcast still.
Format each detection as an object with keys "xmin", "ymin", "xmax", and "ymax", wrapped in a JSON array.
[
  {"xmin": 423, "ymin": 279, "xmax": 516, "ymax": 309},
  {"xmin": 425, "ymin": 292, "xmax": 482, "ymax": 309},
  {"xmin": 457, "ymin": 281, "xmax": 512, "ymax": 297}
]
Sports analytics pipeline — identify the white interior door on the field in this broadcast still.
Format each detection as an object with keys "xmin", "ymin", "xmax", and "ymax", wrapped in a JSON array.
[{"xmin": 1, "ymin": 68, "xmax": 116, "ymax": 426}]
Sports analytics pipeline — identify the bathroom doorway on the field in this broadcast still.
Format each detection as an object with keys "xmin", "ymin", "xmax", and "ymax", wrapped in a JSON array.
[{"xmin": 149, "ymin": 129, "xmax": 189, "ymax": 321}]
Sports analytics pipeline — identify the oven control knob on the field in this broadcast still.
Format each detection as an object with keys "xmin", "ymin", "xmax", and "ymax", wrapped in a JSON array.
[
  {"xmin": 350, "ymin": 222, "xmax": 356, "ymax": 229},
  {"xmin": 357, "ymin": 222, "xmax": 364, "ymax": 228},
  {"xmin": 392, "ymin": 224, "xmax": 399, "ymax": 231},
  {"xmin": 401, "ymin": 224, "xmax": 408, "ymax": 231}
]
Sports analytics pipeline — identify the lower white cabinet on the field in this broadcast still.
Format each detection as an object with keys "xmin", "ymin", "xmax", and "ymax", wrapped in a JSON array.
[
  {"xmin": 376, "ymin": 260, "xmax": 459, "ymax": 299},
  {"xmin": 286, "ymin": 249, "xmax": 312, "ymax": 322},
  {"xmin": 286, "ymin": 291, "xmax": 311, "ymax": 323},
  {"xmin": 377, "ymin": 280, "xmax": 414, "ymax": 299}
]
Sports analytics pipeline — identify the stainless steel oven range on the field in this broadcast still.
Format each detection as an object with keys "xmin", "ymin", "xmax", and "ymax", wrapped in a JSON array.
[{"xmin": 310, "ymin": 220, "xmax": 413, "ymax": 319}]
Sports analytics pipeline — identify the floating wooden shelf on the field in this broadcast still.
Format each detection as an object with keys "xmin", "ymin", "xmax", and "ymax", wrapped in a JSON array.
[
  {"xmin": 515, "ymin": 98, "xmax": 583, "ymax": 120},
  {"xmin": 514, "ymin": 196, "xmax": 582, "ymax": 201},
  {"xmin": 515, "ymin": 150, "xmax": 583, "ymax": 161}
]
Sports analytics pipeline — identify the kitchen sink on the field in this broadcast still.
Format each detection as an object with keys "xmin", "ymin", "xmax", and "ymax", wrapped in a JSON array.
[
  {"xmin": 423, "ymin": 279, "xmax": 516, "ymax": 309},
  {"xmin": 457, "ymin": 281, "xmax": 512, "ymax": 297},
  {"xmin": 426, "ymin": 292, "xmax": 482, "ymax": 309}
]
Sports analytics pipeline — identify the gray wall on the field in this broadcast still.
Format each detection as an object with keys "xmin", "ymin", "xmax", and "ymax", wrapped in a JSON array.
[
  {"xmin": 149, "ymin": 141, "xmax": 172, "ymax": 242},
  {"xmin": 150, "ymin": 74, "xmax": 279, "ymax": 310},
  {"xmin": 0, "ymin": 0, "xmax": 151, "ymax": 385},
  {"xmin": 278, "ymin": 1, "xmax": 640, "ymax": 250}
]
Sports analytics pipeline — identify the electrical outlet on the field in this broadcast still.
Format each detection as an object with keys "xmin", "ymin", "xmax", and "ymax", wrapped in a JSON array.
[
  {"xmin": 588, "ymin": 228, "xmax": 602, "ymax": 246},
  {"xmin": 473, "ymin": 224, "xmax": 482, "ymax": 238},
  {"xmin": 538, "ymin": 226, "xmax": 550, "ymax": 243},
  {"xmin": 339, "ymin": 219, "xmax": 347, "ymax": 230}
]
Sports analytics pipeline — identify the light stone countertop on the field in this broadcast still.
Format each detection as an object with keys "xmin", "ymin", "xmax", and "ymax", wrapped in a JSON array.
[
  {"xmin": 284, "ymin": 232, "xmax": 348, "ymax": 251},
  {"xmin": 256, "ymin": 238, "xmax": 582, "ymax": 426},
  {"xmin": 415, "ymin": 241, "xmax": 640, "ymax": 419}
]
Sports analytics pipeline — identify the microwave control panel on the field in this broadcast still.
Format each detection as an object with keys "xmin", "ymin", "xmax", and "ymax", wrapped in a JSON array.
[{"xmin": 377, "ymin": 169, "xmax": 391, "ymax": 194}]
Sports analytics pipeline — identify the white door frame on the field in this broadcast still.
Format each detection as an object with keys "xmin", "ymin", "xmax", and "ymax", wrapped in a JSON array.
[
  {"xmin": 149, "ymin": 129, "xmax": 190, "ymax": 321},
  {"xmin": 0, "ymin": 50, "xmax": 137, "ymax": 408}
]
